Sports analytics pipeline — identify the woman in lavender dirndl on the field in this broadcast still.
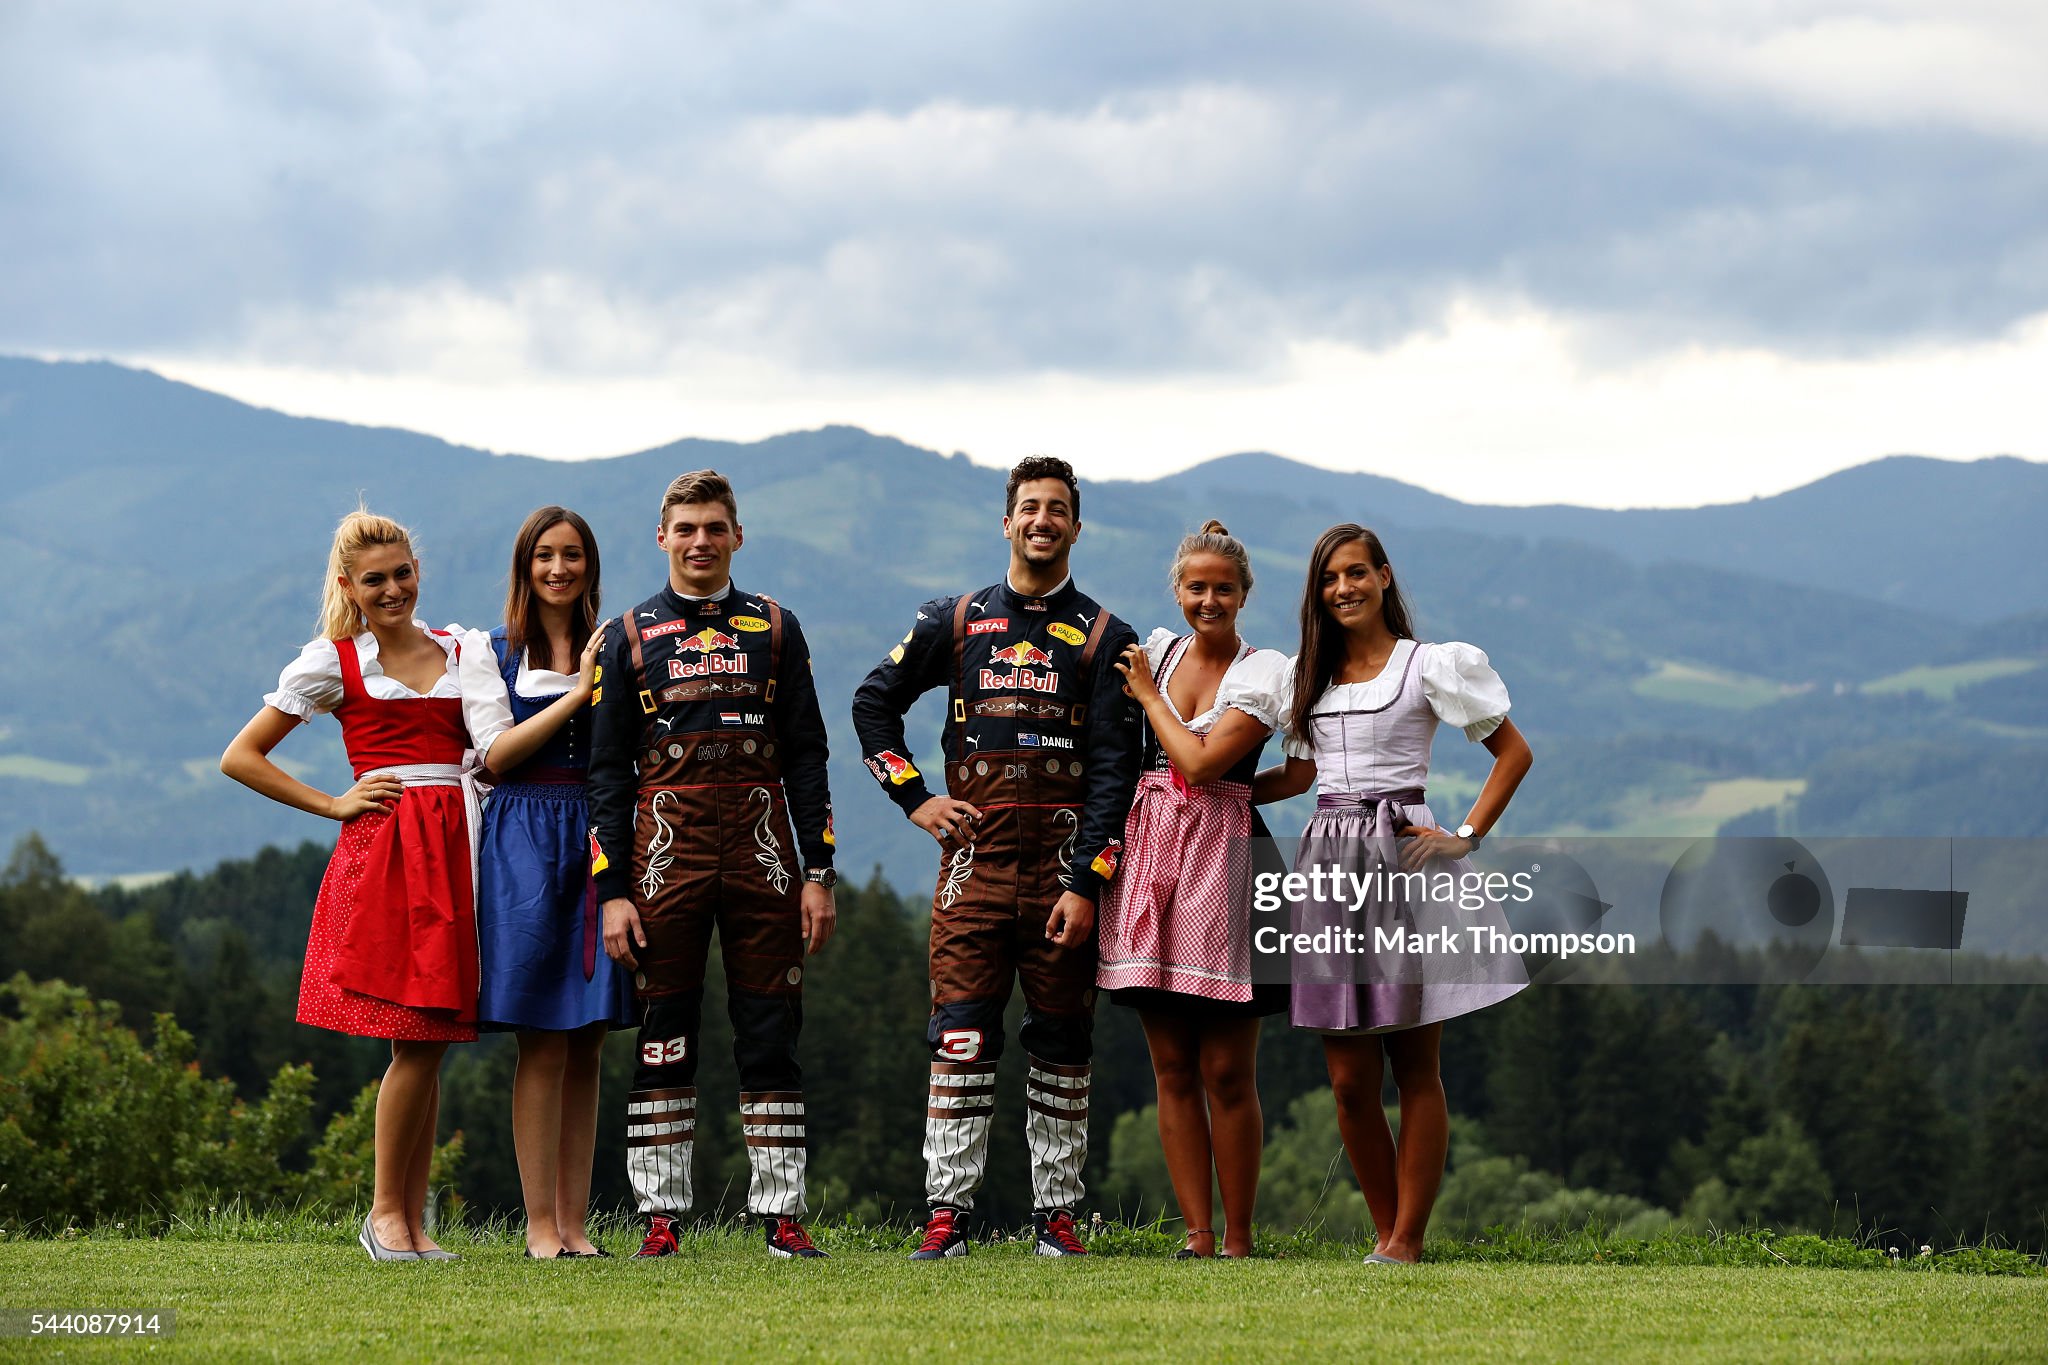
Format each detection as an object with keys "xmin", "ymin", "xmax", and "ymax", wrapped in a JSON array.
[
  {"xmin": 460, "ymin": 506, "xmax": 631, "ymax": 1259},
  {"xmin": 1255, "ymin": 523, "xmax": 1533, "ymax": 1264},
  {"xmin": 1098, "ymin": 521, "xmax": 1289, "ymax": 1260}
]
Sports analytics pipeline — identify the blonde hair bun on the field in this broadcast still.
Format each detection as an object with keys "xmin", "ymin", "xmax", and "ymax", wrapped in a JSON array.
[{"xmin": 1169, "ymin": 520, "xmax": 1253, "ymax": 596}]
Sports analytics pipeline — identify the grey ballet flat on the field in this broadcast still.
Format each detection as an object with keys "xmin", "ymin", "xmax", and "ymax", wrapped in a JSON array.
[
  {"xmin": 1363, "ymin": 1251, "xmax": 1414, "ymax": 1265},
  {"xmin": 417, "ymin": 1247, "xmax": 461, "ymax": 1261}
]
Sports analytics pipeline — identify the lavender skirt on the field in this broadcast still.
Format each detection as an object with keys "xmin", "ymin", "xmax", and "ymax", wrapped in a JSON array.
[{"xmin": 1288, "ymin": 794, "xmax": 1526, "ymax": 1034}]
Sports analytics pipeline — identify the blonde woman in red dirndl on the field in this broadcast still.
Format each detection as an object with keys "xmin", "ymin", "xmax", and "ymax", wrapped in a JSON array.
[
  {"xmin": 1098, "ymin": 521, "xmax": 1290, "ymax": 1260},
  {"xmin": 223, "ymin": 508, "xmax": 482, "ymax": 1262}
]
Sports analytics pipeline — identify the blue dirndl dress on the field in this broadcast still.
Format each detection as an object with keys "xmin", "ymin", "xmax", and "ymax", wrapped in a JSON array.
[{"xmin": 476, "ymin": 625, "xmax": 635, "ymax": 1031}]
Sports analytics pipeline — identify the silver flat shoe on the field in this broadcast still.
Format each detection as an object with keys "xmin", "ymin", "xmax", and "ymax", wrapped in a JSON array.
[
  {"xmin": 416, "ymin": 1248, "xmax": 460, "ymax": 1261},
  {"xmin": 1363, "ymin": 1251, "xmax": 1414, "ymax": 1265},
  {"xmin": 361, "ymin": 1214, "xmax": 420, "ymax": 1262}
]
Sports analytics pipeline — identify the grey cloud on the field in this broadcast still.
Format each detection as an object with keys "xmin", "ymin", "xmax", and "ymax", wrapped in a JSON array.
[{"xmin": 2, "ymin": 0, "xmax": 2044, "ymax": 374}]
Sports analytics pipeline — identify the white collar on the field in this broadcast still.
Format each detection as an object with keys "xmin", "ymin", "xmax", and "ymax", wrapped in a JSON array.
[{"xmin": 1007, "ymin": 571, "xmax": 1071, "ymax": 598}]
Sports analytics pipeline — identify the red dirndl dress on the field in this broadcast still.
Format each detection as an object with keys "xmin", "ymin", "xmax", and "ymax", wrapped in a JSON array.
[{"xmin": 297, "ymin": 635, "xmax": 479, "ymax": 1041}]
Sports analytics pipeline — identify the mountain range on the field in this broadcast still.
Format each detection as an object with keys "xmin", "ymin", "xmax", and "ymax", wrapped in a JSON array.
[{"xmin": 2, "ymin": 355, "xmax": 2042, "ymax": 891}]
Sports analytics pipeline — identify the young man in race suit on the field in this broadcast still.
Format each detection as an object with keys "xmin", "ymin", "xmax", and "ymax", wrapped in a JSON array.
[
  {"xmin": 851, "ymin": 454, "xmax": 1141, "ymax": 1259},
  {"xmin": 588, "ymin": 470, "xmax": 839, "ymax": 1260}
]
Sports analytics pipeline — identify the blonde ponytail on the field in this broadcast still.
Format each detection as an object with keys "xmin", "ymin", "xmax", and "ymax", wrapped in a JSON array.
[
  {"xmin": 318, "ymin": 507, "xmax": 415, "ymax": 639},
  {"xmin": 1168, "ymin": 518, "xmax": 1254, "ymax": 596}
]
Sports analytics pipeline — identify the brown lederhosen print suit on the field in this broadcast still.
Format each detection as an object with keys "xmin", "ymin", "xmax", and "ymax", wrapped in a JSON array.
[{"xmin": 852, "ymin": 577, "xmax": 1140, "ymax": 1213}]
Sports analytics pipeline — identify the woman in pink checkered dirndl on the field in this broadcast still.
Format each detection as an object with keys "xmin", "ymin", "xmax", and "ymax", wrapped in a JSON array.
[{"xmin": 1097, "ymin": 521, "xmax": 1289, "ymax": 1261}]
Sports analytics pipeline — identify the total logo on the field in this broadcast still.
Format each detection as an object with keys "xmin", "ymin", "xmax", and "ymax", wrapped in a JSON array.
[
  {"xmin": 979, "ymin": 639, "xmax": 1060, "ymax": 692},
  {"xmin": 668, "ymin": 627, "xmax": 751, "ymax": 679}
]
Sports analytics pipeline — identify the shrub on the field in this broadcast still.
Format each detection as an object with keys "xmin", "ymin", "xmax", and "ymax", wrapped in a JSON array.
[{"xmin": 0, "ymin": 975, "xmax": 312, "ymax": 1228}]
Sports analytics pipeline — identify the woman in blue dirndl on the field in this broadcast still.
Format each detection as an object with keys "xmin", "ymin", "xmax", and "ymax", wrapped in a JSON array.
[{"xmin": 461, "ymin": 506, "xmax": 633, "ymax": 1258}]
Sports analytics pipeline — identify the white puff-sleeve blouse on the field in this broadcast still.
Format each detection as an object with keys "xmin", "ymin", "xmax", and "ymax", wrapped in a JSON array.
[
  {"xmin": 1420, "ymin": 641, "xmax": 1512, "ymax": 742},
  {"xmin": 263, "ymin": 622, "xmax": 471, "ymax": 721},
  {"xmin": 455, "ymin": 630, "xmax": 583, "ymax": 765},
  {"xmin": 1279, "ymin": 639, "xmax": 1512, "ymax": 759},
  {"xmin": 1142, "ymin": 627, "xmax": 1292, "ymax": 734}
]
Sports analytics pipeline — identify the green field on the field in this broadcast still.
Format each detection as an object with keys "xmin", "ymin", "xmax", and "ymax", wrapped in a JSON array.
[
  {"xmin": 1632, "ymin": 661, "xmax": 1797, "ymax": 710},
  {"xmin": 1597, "ymin": 777, "xmax": 1806, "ymax": 837},
  {"xmin": 3, "ymin": 1232, "xmax": 2043, "ymax": 1363},
  {"xmin": 1861, "ymin": 657, "xmax": 2041, "ymax": 701},
  {"xmin": 1546, "ymin": 777, "xmax": 1805, "ymax": 837}
]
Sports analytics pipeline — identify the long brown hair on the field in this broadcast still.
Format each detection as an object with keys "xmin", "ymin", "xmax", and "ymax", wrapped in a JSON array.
[
  {"xmin": 504, "ymin": 506, "xmax": 602, "ymax": 672},
  {"xmin": 1287, "ymin": 523, "xmax": 1416, "ymax": 741}
]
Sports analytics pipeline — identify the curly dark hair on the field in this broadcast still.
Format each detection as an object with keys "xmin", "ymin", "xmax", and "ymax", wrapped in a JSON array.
[{"xmin": 1005, "ymin": 454, "xmax": 1080, "ymax": 518}]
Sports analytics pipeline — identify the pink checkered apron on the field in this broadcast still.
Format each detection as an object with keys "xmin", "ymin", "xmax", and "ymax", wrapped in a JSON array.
[{"xmin": 1096, "ymin": 765, "xmax": 1258, "ymax": 1003}]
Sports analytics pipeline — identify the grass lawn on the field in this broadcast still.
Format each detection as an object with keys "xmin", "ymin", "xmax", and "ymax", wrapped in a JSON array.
[{"xmin": 3, "ymin": 1231, "xmax": 2044, "ymax": 1363}]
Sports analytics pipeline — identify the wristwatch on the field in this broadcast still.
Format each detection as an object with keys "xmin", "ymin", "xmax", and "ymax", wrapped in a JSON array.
[
  {"xmin": 804, "ymin": 867, "xmax": 838, "ymax": 889},
  {"xmin": 1456, "ymin": 823, "xmax": 1482, "ymax": 850}
]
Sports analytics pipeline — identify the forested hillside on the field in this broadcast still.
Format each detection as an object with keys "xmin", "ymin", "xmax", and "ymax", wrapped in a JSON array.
[{"xmin": 6, "ymin": 835, "xmax": 2043, "ymax": 1248}]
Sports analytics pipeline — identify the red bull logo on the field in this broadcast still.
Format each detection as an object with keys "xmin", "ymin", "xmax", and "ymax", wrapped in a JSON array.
[
  {"xmin": 667, "ymin": 627, "xmax": 750, "ymax": 679},
  {"xmin": 980, "ymin": 638, "xmax": 1060, "ymax": 692},
  {"xmin": 869, "ymin": 749, "xmax": 920, "ymax": 786},
  {"xmin": 988, "ymin": 639, "xmax": 1054, "ymax": 667}
]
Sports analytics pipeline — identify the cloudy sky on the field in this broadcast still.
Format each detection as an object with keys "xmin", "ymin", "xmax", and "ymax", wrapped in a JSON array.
[{"xmin": 5, "ymin": 0, "xmax": 2045, "ymax": 506}]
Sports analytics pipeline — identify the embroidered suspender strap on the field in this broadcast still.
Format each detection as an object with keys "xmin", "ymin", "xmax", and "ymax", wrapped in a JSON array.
[
  {"xmin": 1154, "ymin": 634, "xmax": 1189, "ymax": 687},
  {"xmin": 765, "ymin": 599, "xmax": 783, "ymax": 705},
  {"xmin": 1142, "ymin": 635, "xmax": 1190, "ymax": 769},
  {"xmin": 625, "ymin": 612, "xmax": 656, "ymax": 715},
  {"xmin": 1069, "ymin": 608, "xmax": 1114, "ymax": 726},
  {"xmin": 949, "ymin": 593, "xmax": 973, "ymax": 728}
]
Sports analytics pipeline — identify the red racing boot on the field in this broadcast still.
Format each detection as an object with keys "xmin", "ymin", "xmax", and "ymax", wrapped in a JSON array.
[
  {"xmin": 1033, "ymin": 1209, "xmax": 1088, "ymax": 1258},
  {"xmin": 909, "ymin": 1206, "xmax": 970, "ymax": 1261},
  {"xmin": 633, "ymin": 1213, "xmax": 681, "ymax": 1258},
  {"xmin": 764, "ymin": 1216, "xmax": 828, "ymax": 1259}
]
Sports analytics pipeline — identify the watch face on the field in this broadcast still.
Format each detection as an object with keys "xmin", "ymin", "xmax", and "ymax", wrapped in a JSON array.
[{"xmin": 1457, "ymin": 824, "xmax": 1476, "ymax": 840}]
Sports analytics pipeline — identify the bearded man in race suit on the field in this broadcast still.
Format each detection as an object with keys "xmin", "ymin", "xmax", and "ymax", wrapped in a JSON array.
[
  {"xmin": 588, "ymin": 470, "xmax": 838, "ymax": 1260},
  {"xmin": 851, "ymin": 454, "xmax": 1140, "ymax": 1260}
]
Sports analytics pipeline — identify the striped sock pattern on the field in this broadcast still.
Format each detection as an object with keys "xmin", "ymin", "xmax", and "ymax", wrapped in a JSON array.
[
  {"xmin": 626, "ymin": 1086, "xmax": 695, "ymax": 1215},
  {"xmin": 1024, "ymin": 1058, "xmax": 1090, "ymax": 1211},
  {"xmin": 740, "ymin": 1091, "xmax": 808, "ymax": 1218},
  {"xmin": 923, "ymin": 1061, "xmax": 998, "ymax": 1212}
]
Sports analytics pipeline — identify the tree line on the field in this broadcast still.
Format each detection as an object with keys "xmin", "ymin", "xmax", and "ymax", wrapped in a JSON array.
[{"xmin": 2, "ymin": 832, "xmax": 2043, "ymax": 1248}]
